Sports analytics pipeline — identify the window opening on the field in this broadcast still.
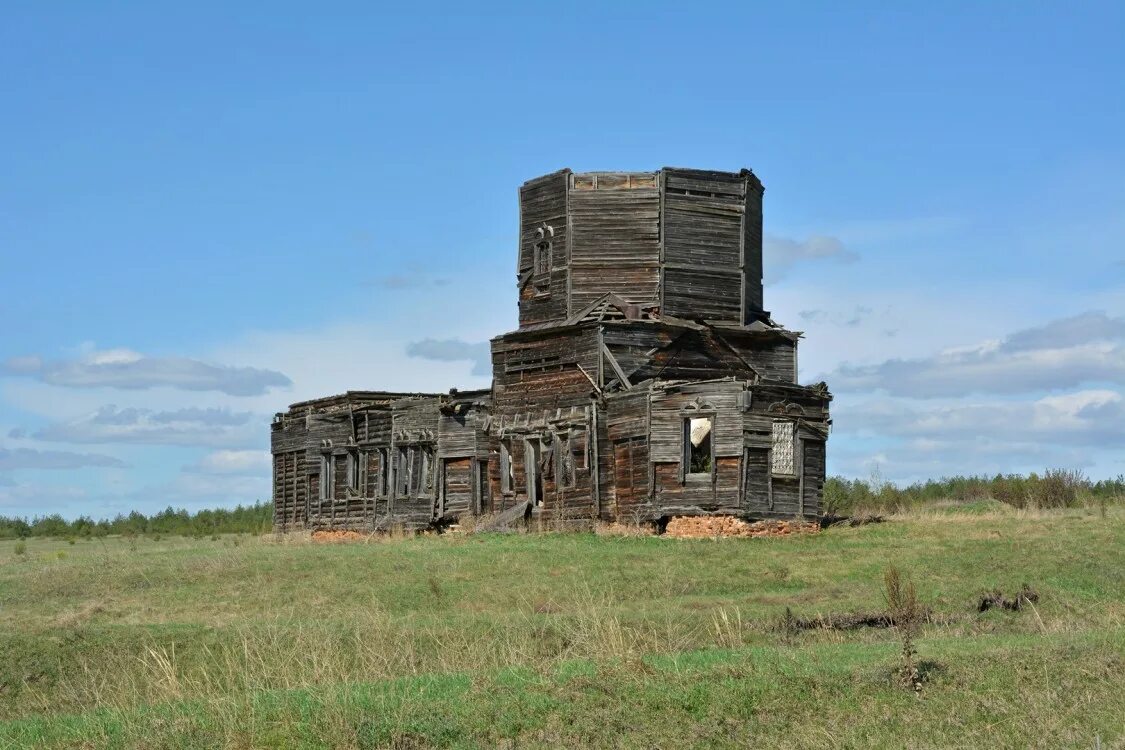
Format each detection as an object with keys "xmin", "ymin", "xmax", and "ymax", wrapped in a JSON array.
[{"xmin": 684, "ymin": 417, "xmax": 713, "ymax": 475}]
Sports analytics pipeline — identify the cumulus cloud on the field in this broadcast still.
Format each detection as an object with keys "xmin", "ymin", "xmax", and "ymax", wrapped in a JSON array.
[
  {"xmin": 828, "ymin": 437, "xmax": 1088, "ymax": 484},
  {"xmin": 0, "ymin": 482, "xmax": 88, "ymax": 513},
  {"xmin": 825, "ymin": 311, "xmax": 1125, "ymax": 397},
  {"xmin": 798, "ymin": 306, "xmax": 873, "ymax": 327},
  {"xmin": 764, "ymin": 234, "xmax": 858, "ymax": 284},
  {"xmin": 1001, "ymin": 311, "xmax": 1125, "ymax": 352},
  {"xmin": 1, "ymin": 347, "xmax": 292, "ymax": 397},
  {"xmin": 185, "ymin": 450, "xmax": 271, "ymax": 476},
  {"xmin": 0, "ymin": 447, "xmax": 126, "ymax": 471},
  {"xmin": 405, "ymin": 339, "xmax": 491, "ymax": 377},
  {"xmin": 834, "ymin": 389, "xmax": 1125, "ymax": 448},
  {"xmin": 33, "ymin": 405, "xmax": 263, "ymax": 448}
]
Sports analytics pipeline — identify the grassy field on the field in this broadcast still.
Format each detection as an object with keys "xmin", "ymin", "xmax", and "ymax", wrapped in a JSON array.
[{"xmin": 0, "ymin": 503, "xmax": 1122, "ymax": 748}]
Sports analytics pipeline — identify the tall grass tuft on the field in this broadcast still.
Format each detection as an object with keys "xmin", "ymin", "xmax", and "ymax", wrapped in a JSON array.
[{"xmin": 884, "ymin": 566, "xmax": 923, "ymax": 693}]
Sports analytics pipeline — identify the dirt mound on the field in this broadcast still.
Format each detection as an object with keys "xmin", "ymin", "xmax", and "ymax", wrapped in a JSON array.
[
  {"xmin": 311, "ymin": 529, "xmax": 369, "ymax": 543},
  {"xmin": 664, "ymin": 516, "xmax": 819, "ymax": 539}
]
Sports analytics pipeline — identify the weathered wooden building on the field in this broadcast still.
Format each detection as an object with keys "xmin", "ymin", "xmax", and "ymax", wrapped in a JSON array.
[{"xmin": 271, "ymin": 167, "xmax": 831, "ymax": 532}]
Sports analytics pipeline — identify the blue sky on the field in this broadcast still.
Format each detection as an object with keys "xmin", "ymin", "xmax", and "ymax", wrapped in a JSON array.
[{"xmin": 2, "ymin": 2, "xmax": 1123, "ymax": 519}]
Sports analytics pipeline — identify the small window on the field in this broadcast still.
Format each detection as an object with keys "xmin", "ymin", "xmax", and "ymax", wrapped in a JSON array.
[
  {"xmin": 378, "ymin": 448, "xmax": 390, "ymax": 496},
  {"xmin": 409, "ymin": 447, "xmax": 426, "ymax": 494},
  {"xmin": 532, "ymin": 224, "xmax": 553, "ymax": 293},
  {"xmin": 559, "ymin": 431, "xmax": 577, "ymax": 489},
  {"xmin": 524, "ymin": 438, "xmax": 543, "ymax": 506},
  {"xmin": 422, "ymin": 446, "xmax": 434, "ymax": 494},
  {"xmin": 684, "ymin": 417, "xmax": 713, "ymax": 475},
  {"xmin": 397, "ymin": 447, "xmax": 411, "ymax": 496},
  {"xmin": 572, "ymin": 430, "xmax": 588, "ymax": 471},
  {"xmin": 500, "ymin": 440, "xmax": 513, "ymax": 494},
  {"xmin": 771, "ymin": 422, "xmax": 796, "ymax": 476},
  {"xmin": 346, "ymin": 451, "xmax": 360, "ymax": 493},
  {"xmin": 319, "ymin": 455, "xmax": 332, "ymax": 499}
]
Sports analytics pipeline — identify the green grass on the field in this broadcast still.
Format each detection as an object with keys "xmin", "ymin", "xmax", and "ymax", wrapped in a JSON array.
[{"xmin": 1, "ymin": 506, "xmax": 1123, "ymax": 748}]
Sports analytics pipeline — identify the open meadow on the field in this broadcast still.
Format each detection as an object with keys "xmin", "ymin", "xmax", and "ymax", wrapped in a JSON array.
[{"xmin": 1, "ymin": 503, "xmax": 1122, "ymax": 748}]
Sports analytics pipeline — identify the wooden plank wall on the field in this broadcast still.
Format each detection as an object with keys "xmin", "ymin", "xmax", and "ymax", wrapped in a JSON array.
[
  {"xmin": 605, "ymin": 388, "xmax": 650, "ymax": 520},
  {"xmin": 648, "ymin": 380, "xmax": 744, "ymax": 515},
  {"xmin": 742, "ymin": 174, "xmax": 765, "ymax": 320},
  {"xmin": 489, "ymin": 328, "xmax": 601, "ymax": 523},
  {"xmin": 518, "ymin": 170, "xmax": 570, "ymax": 328},
  {"xmin": 626, "ymin": 328, "xmax": 757, "ymax": 383},
  {"xmin": 662, "ymin": 169, "xmax": 746, "ymax": 323},
  {"xmin": 568, "ymin": 173, "xmax": 661, "ymax": 314},
  {"xmin": 800, "ymin": 437, "xmax": 826, "ymax": 517},
  {"xmin": 719, "ymin": 331, "xmax": 796, "ymax": 383},
  {"xmin": 271, "ymin": 451, "xmax": 306, "ymax": 529}
]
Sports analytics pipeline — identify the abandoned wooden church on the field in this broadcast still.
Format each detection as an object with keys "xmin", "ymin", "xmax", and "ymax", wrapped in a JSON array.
[{"xmin": 271, "ymin": 167, "xmax": 832, "ymax": 532}]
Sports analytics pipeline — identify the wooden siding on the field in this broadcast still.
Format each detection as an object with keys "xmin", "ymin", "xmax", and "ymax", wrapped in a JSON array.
[
  {"xmin": 568, "ymin": 175, "xmax": 661, "ymax": 313},
  {"xmin": 662, "ymin": 168, "xmax": 746, "ymax": 323},
  {"xmin": 720, "ymin": 331, "xmax": 797, "ymax": 383},
  {"xmin": 742, "ymin": 177, "xmax": 765, "ymax": 320},
  {"xmin": 518, "ymin": 170, "xmax": 570, "ymax": 328}
]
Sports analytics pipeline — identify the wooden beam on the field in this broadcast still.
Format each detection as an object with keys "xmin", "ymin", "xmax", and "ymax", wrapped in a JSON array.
[{"xmin": 601, "ymin": 341, "xmax": 632, "ymax": 390}]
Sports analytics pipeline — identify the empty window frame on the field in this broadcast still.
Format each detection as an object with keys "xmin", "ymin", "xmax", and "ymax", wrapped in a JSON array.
[
  {"xmin": 572, "ymin": 429, "xmax": 588, "ymax": 471},
  {"xmin": 524, "ymin": 438, "xmax": 543, "ymax": 506},
  {"xmin": 397, "ymin": 447, "xmax": 411, "ymax": 496},
  {"xmin": 500, "ymin": 440, "xmax": 513, "ymax": 494},
  {"xmin": 683, "ymin": 416, "xmax": 714, "ymax": 476},
  {"xmin": 319, "ymin": 454, "xmax": 333, "ymax": 499},
  {"xmin": 771, "ymin": 421, "xmax": 796, "ymax": 476},
  {"xmin": 376, "ymin": 448, "xmax": 390, "ymax": 496},
  {"xmin": 532, "ymin": 223, "xmax": 554, "ymax": 293},
  {"xmin": 346, "ymin": 451, "xmax": 360, "ymax": 493},
  {"xmin": 421, "ymin": 446, "xmax": 434, "ymax": 496},
  {"xmin": 556, "ymin": 430, "xmax": 580, "ymax": 489}
]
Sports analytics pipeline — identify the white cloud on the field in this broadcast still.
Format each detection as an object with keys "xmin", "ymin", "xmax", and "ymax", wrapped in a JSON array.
[
  {"xmin": 764, "ymin": 234, "xmax": 858, "ymax": 284},
  {"xmin": 32, "ymin": 405, "xmax": 264, "ymax": 448},
  {"xmin": 1, "ymin": 346, "xmax": 292, "ymax": 397},
  {"xmin": 0, "ymin": 481, "xmax": 89, "ymax": 515},
  {"xmin": 824, "ymin": 312, "xmax": 1125, "ymax": 397},
  {"xmin": 0, "ymin": 446, "xmax": 126, "ymax": 471},
  {"xmin": 186, "ymin": 450, "xmax": 271, "ymax": 476},
  {"xmin": 835, "ymin": 389, "xmax": 1125, "ymax": 448},
  {"xmin": 405, "ymin": 339, "xmax": 491, "ymax": 376}
]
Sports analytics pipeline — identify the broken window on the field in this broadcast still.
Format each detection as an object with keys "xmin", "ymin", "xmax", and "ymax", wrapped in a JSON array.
[
  {"xmin": 500, "ymin": 440, "xmax": 513, "ymax": 494},
  {"xmin": 572, "ymin": 429, "xmax": 588, "ymax": 471},
  {"xmin": 684, "ymin": 417, "xmax": 713, "ymax": 475},
  {"xmin": 346, "ymin": 451, "xmax": 360, "ymax": 493},
  {"xmin": 421, "ymin": 446, "xmax": 434, "ymax": 495},
  {"xmin": 771, "ymin": 421, "xmax": 796, "ymax": 476},
  {"xmin": 397, "ymin": 447, "xmax": 411, "ymax": 496},
  {"xmin": 409, "ymin": 449, "xmax": 425, "ymax": 494},
  {"xmin": 319, "ymin": 455, "xmax": 332, "ymax": 499},
  {"xmin": 524, "ymin": 438, "xmax": 543, "ymax": 506},
  {"xmin": 559, "ymin": 431, "xmax": 577, "ymax": 489},
  {"xmin": 532, "ymin": 224, "xmax": 553, "ymax": 293},
  {"xmin": 378, "ymin": 448, "xmax": 390, "ymax": 496}
]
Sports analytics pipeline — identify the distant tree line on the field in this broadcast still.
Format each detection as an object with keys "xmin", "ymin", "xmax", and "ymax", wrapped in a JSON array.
[
  {"xmin": 2, "ymin": 470, "xmax": 1123, "ymax": 539},
  {"xmin": 823, "ymin": 470, "xmax": 1125, "ymax": 517},
  {"xmin": 0, "ymin": 502, "xmax": 272, "ymax": 540}
]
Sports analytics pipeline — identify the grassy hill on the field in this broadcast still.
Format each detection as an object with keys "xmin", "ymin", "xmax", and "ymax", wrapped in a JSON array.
[{"xmin": 1, "ymin": 503, "xmax": 1122, "ymax": 748}]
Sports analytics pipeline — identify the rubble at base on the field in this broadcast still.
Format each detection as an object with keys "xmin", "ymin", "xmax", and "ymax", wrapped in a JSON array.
[
  {"xmin": 311, "ymin": 529, "xmax": 369, "ymax": 543},
  {"xmin": 663, "ymin": 516, "xmax": 819, "ymax": 539}
]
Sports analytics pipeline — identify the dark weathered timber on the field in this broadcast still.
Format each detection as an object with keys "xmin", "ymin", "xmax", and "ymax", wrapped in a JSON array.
[{"xmin": 271, "ymin": 166, "xmax": 831, "ymax": 532}]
